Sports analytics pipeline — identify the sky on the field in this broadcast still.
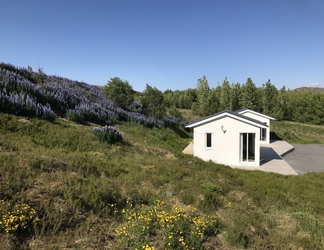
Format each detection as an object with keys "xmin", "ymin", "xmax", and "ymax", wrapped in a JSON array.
[{"xmin": 1, "ymin": 0, "xmax": 323, "ymax": 91}]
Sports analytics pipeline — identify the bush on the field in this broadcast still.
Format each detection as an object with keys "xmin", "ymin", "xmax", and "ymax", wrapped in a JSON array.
[
  {"xmin": 114, "ymin": 200, "xmax": 219, "ymax": 249},
  {"xmin": 0, "ymin": 200, "xmax": 38, "ymax": 234},
  {"xmin": 168, "ymin": 106, "xmax": 183, "ymax": 119},
  {"xmin": 92, "ymin": 125, "xmax": 123, "ymax": 144},
  {"xmin": 201, "ymin": 182, "xmax": 223, "ymax": 194}
]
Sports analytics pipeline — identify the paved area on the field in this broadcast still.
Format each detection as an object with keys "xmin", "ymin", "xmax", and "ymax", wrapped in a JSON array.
[
  {"xmin": 182, "ymin": 141, "xmax": 193, "ymax": 155},
  {"xmin": 182, "ymin": 140, "xmax": 298, "ymax": 175},
  {"xmin": 258, "ymin": 141, "xmax": 298, "ymax": 175},
  {"xmin": 283, "ymin": 144, "xmax": 324, "ymax": 174},
  {"xmin": 232, "ymin": 141, "xmax": 298, "ymax": 175}
]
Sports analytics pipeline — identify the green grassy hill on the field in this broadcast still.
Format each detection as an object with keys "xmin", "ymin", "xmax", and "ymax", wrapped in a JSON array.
[
  {"xmin": 1, "ymin": 112, "xmax": 324, "ymax": 249},
  {"xmin": 1, "ymin": 62, "xmax": 324, "ymax": 249}
]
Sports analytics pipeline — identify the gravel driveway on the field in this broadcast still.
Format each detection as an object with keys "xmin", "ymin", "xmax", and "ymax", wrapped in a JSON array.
[{"xmin": 283, "ymin": 144, "xmax": 324, "ymax": 174}]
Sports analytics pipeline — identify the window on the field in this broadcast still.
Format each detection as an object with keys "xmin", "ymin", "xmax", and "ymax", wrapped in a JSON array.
[
  {"xmin": 260, "ymin": 127, "xmax": 266, "ymax": 141},
  {"xmin": 206, "ymin": 133, "xmax": 213, "ymax": 149},
  {"xmin": 240, "ymin": 133, "xmax": 255, "ymax": 162}
]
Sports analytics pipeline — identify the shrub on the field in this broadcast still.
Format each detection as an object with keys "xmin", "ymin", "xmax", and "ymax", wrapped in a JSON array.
[
  {"xmin": 0, "ymin": 200, "xmax": 38, "ymax": 234},
  {"xmin": 114, "ymin": 199, "xmax": 219, "ymax": 249},
  {"xmin": 66, "ymin": 110, "xmax": 85, "ymax": 124},
  {"xmin": 201, "ymin": 182, "xmax": 223, "ymax": 194},
  {"xmin": 92, "ymin": 125, "xmax": 123, "ymax": 144},
  {"xmin": 168, "ymin": 106, "xmax": 183, "ymax": 119}
]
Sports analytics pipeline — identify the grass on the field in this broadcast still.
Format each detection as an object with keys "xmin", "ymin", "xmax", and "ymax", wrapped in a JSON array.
[
  {"xmin": 271, "ymin": 120, "xmax": 324, "ymax": 144},
  {"xmin": 177, "ymin": 108, "xmax": 201, "ymax": 122},
  {"xmin": 1, "ymin": 112, "xmax": 324, "ymax": 249}
]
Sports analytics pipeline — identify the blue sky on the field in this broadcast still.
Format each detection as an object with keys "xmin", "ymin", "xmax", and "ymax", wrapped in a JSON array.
[{"xmin": 1, "ymin": 0, "xmax": 323, "ymax": 91}]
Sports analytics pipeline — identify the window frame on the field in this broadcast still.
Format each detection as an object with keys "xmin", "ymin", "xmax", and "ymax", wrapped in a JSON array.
[
  {"xmin": 205, "ymin": 132, "xmax": 213, "ymax": 149},
  {"xmin": 239, "ymin": 132, "xmax": 256, "ymax": 163},
  {"xmin": 261, "ymin": 127, "xmax": 267, "ymax": 141}
]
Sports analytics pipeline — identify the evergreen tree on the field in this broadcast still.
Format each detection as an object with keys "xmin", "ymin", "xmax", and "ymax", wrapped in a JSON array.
[
  {"xmin": 209, "ymin": 86, "xmax": 221, "ymax": 114},
  {"xmin": 262, "ymin": 80, "xmax": 278, "ymax": 116},
  {"xmin": 163, "ymin": 89, "xmax": 173, "ymax": 108},
  {"xmin": 220, "ymin": 77, "xmax": 231, "ymax": 110},
  {"xmin": 241, "ymin": 78, "xmax": 258, "ymax": 111},
  {"xmin": 289, "ymin": 89, "xmax": 324, "ymax": 124},
  {"xmin": 195, "ymin": 75, "xmax": 211, "ymax": 116},
  {"xmin": 261, "ymin": 80, "xmax": 286, "ymax": 119},
  {"xmin": 163, "ymin": 89, "xmax": 196, "ymax": 109},
  {"xmin": 278, "ymin": 86, "xmax": 290, "ymax": 120},
  {"xmin": 230, "ymin": 82, "xmax": 242, "ymax": 111}
]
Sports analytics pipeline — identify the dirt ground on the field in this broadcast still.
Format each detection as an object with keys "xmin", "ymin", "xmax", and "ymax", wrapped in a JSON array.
[{"xmin": 283, "ymin": 144, "xmax": 324, "ymax": 174}]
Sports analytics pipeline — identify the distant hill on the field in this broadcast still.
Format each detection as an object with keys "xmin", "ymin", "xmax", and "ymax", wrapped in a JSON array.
[{"xmin": 295, "ymin": 87, "xmax": 324, "ymax": 92}]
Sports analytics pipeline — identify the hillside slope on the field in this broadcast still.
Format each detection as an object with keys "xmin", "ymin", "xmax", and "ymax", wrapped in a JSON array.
[
  {"xmin": 1, "ymin": 63, "xmax": 324, "ymax": 249},
  {"xmin": 1, "ymin": 115, "xmax": 324, "ymax": 249}
]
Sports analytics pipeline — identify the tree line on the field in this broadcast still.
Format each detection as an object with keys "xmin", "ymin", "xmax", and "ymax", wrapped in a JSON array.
[
  {"xmin": 104, "ymin": 76, "xmax": 324, "ymax": 125},
  {"xmin": 164, "ymin": 76, "xmax": 324, "ymax": 125}
]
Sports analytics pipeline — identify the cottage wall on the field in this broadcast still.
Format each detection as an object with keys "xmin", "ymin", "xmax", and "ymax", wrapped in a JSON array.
[
  {"xmin": 239, "ymin": 112, "xmax": 271, "ymax": 144},
  {"xmin": 193, "ymin": 116, "xmax": 261, "ymax": 166}
]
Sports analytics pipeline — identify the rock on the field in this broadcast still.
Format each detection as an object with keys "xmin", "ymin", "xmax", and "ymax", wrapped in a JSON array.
[{"xmin": 19, "ymin": 118, "xmax": 30, "ymax": 123}]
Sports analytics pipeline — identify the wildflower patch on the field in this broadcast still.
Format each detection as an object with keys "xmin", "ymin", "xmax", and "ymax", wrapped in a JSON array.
[
  {"xmin": 115, "ymin": 199, "xmax": 219, "ymax": 249},
  {"xmin": 0, "ymin": 200, "xmax": 39, "ymax": 234}
]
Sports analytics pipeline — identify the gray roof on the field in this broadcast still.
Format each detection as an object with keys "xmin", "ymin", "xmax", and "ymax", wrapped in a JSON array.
[
  {"xmin": 186, "ymin": 110, "xmax": 268, "ymax": 128},
  {"xmin": 235, "ymin": 108, "xmax": 249, "ymax": 113},
  {"xmin": 235, "ymin": 108, "xmax": 275, "ymax": 120}
]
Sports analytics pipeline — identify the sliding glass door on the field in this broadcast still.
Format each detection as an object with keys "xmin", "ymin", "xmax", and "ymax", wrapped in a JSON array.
[{"xmin": 240, "ymin": 133, "xmax": 255, "ymax": 162}]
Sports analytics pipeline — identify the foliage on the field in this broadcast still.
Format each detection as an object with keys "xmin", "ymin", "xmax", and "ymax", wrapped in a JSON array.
[
  {"xmin": 230, "ymin": 82, "xmax": 241, "ymax": 111},
  {"xmin": 103, "ymin": 77, "xmax": 134, "ymax": 109},
  {"xmin": 162, "ymin": 75, "xmax": 324, "ymax": 126},
  {"xmin": 1, "ymin": 112, "xmax": 324, "ymax": 249},
  {"xmin": 209, "ymin": 85, "xmax": 222, "ymax": 114},
  {"xmin": 92, "ymin": 125, "xmax": 123, "ymax": 144},
  {"xmin": 141, "ymin": 84, "xmax": 166, "ymax": 119},
  {"xmin": 220, "ymin": 77, "xmax": 231, "ymax": 110},
  {"xmin": 164, "ymin": 88, "xmax": 197, "ymax": 109},
  {"xmin": 0, "ymin": 200, "xmax": 38, "ymax": 234},
  {"xmin": 195, "ymin": 75, "xmax": 212, "ymax": 116},
  {"xmin": 167, "ymin": 106, "xmax": 183, "ymax": 119},
  {"xmin": 0, "ymin": 62, "xmax": 186, "ymax": 129},
  {"xmin": 240, "ymin": 77, "xmax": 259, "ymax": 111},
  {"xmin": 292, "ymin": 211, "xmax": 324, "ymax": 248},
  {"xmin": 271, "ymin": 120, "xmax": 324, "ymax": 144},
  {"xmin": 289, "ymin": 89, "xmax": 324, "ymax": 125},
  {"xmin": 2, "ymin": 61, "xmax": 324, "ymax": 249},
  {"xmin": 115, "ymin": 199, "xmax": 219, "ymax": 249},
  {"xmin": 201, "ymin": 182, "xmax": 223, "ymax": 194}
]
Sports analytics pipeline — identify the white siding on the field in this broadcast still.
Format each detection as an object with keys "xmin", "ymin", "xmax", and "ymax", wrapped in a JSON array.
[
  {"xmin": 239, "ymin": 112, "xmax": 271, "ymax": 144},
  {"xmin": 193, "ymin": 116, "xmax": 261, "ymax": 166}
]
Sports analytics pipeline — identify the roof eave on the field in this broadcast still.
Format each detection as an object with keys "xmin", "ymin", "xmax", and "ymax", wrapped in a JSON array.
[
  {"xmin": 186, "ymin": 112, "xmax": 268, "ymax": 129},
  {"xmin": 236, "ymin": 109, "xmax": 276, "ymax": 120}
]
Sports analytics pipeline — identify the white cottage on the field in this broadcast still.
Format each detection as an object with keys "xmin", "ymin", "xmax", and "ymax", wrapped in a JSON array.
[
  {"xmin": 185, "ymin": 110, "xmax": 269, "ymax": 167},
  {"xmin": 235, "ymin": 108, "xmax": 275, "ymax": 144}
]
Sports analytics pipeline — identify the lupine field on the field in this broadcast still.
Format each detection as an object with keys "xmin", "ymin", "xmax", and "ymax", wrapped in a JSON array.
[
  {"xmin": 1, "ymin": 62, "xmax": 324, "ymax": 249},
  {"xmin": 0, "ymin": 62, "xmax": 186, "ymax": 129}
]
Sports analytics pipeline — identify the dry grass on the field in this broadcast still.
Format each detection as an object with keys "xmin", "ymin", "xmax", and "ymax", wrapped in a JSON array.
[{"xmin": 178, "ymin": 108, "xmax": 201, "ymax": 122}]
